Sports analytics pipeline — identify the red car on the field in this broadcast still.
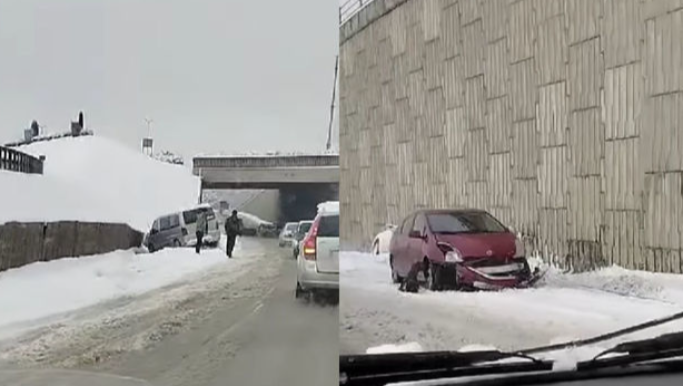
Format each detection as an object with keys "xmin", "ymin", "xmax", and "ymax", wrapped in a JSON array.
[{"xmin": 389, "ymin": 209, "xmax": 535, "ymax": 291}]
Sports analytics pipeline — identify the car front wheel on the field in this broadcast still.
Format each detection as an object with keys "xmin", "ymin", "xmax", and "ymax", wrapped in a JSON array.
[{"xmin": 425, "ymin": 260, "xmax": 442, "ymax": 291}]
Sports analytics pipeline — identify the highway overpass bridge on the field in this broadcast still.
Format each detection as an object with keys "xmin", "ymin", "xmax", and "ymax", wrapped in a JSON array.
[{"xmin": 192, "ymin": 154, "xmax": 339, "ymax": 222}]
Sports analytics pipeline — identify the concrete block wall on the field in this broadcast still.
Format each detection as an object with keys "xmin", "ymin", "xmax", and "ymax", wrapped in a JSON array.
[
  {"xmin": 0, "ymin": 222, "xmax": 143, "ymax": 272},
  {"xmin": 339, "ymin": 0, "xmax": 682, "ymax": 273}
]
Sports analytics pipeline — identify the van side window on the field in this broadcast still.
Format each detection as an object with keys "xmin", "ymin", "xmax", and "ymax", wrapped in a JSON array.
[
  {"xmin": 183, "ymin": 210, "xmax": 197, "ymax": 225},
  {"xmin": 160, "ymin": 215, "xmax": 172, "ymax": 230},
  {"xmin": 170, "ymin": 214, "xmax": 180, "ymax": 228}
]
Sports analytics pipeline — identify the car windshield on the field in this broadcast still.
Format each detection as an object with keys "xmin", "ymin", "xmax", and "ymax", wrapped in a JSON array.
[
  {"xmin": 427, "ymin": 212, "xmax": 507, "ymax": 234},
  {"xmin": 286, "ymin": 223, "xmax": 298, "ymax": 232}
]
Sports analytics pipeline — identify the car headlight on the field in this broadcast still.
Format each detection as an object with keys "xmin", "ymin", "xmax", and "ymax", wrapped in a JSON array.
[
  {"xmin": 514, "ymin": 239, "xmax": 526, "ymax": 258},
  {"xmin": 437, "ymin": 242, "xmax": 463, "ymax": 263}
]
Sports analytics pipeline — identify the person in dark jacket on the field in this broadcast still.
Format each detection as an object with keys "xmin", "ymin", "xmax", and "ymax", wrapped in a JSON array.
[
  {"xmin": 224, "ymin": 210, "xmax": 242, "ymax": 258},
  {"xmin": 195, "ymin": 211, "xmax": 208, "ymax": 254}
]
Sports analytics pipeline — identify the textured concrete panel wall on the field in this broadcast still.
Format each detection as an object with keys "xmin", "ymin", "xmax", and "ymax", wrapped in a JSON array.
[
  {"xmin": 340, "ymin": 0, "xmax": 682, "ymax": 273},
  {"xmin": 0, "ymin": 222, "xmax": 144, "ymax": 272}
]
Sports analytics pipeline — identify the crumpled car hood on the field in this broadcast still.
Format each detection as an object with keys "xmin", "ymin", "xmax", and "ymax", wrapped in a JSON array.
[{"xmin": 0, "ymin": 369, "xmax": 151, "ymax": 386}]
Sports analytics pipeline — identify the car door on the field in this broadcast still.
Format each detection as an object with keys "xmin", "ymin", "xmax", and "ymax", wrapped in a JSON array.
[
  {"xmin": 395, "ymin": 215, "xmax": 415, "ymax": 275},
  {"xmin": 406, "ymin": 213, "xmax": 427, "ymax": 273}
]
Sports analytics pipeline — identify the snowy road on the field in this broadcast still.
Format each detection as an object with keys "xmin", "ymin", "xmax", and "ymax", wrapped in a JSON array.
[
  {"xmin": 340, "ymin": 252, "xmax": 682, "ymax": 355},
  {"xmin": 0, "ymin": 239, "xmax": 338, "ymax": 386}
]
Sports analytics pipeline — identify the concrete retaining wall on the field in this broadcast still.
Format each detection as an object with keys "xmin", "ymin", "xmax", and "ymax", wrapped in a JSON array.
[
  {"xmin": 0, "ymin": 222, "xmax": 144, "ymax": 272},
  {"xmin": 339, "ymin": 0, "xmax": 682, "ymax": 273}
]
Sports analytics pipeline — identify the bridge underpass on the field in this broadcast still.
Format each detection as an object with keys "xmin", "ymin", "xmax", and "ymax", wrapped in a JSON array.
[{"xmin": 192, "ymin": 154, "xmax": 339, "ymax": 224}]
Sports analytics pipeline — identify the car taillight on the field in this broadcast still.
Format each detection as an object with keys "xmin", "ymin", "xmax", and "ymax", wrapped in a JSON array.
[
  {"xmin": 303, "ymin": 217, "xmax": 320, "ymax": 260},
  {"xmin": 181, "ymin": 228, "xmax": 188, "ymax": 236}
]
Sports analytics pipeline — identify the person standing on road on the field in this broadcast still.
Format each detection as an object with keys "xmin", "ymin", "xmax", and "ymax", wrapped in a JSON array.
[
  {"xmin": 224, "ymin": 210, "xmax": 242, "ymax": 258},
  {"xmin": 195, "ymin": 211, "xmax": 208, "ymax": 254}
]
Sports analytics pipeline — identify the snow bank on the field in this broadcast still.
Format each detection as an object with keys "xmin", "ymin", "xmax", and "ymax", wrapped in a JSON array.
[
  {"xmin": 366, "ymin": 342, "xmax": 424, "ymax": 354},
  {"xmin": 0, "ymin": 170, "xmax": 125, "ymax": 225},
  {"xmin": 0, "ymin": 246, "xmax": 244, "ymax": 339},
  {"xmin": 11, "ymin": 135, "xmax": 200, "ymax": 231}
]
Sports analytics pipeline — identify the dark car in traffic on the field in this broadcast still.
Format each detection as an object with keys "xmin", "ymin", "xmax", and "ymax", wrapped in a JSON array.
[{"xmin": 389, "ymin": 209, "xmax": 535, "ymax": 290}]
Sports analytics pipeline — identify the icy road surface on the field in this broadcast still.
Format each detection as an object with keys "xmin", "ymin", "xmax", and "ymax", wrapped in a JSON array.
[
  {"xmin": 340, "ymin": 252, "xmax": 682, "ymax": 355},
  {"xmin": 0, "ymin": 239, "xmax": 338, "ymax": 386}
]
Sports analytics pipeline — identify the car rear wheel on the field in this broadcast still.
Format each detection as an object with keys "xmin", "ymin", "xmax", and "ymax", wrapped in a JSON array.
[
  {"xmin": 295, "ymin": 283, "xmax": 310, "ymax": 303},
  {"xmin": 373, "ymin": 240, "xmax": 380, "ymax": 255},
  {"xmin": 173, "ymin": 239, "xmax": 182, "ymax": 248}
]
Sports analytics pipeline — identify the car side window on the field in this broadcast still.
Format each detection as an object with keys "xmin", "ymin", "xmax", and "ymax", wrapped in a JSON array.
[{"xmin": 412, "ymin": 213, "xmax": 425, "ymax": 234}]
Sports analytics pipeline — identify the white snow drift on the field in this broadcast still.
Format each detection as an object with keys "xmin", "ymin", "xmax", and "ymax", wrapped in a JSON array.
[
  {"xmin": 2, "ymin": 135, "xmax": 200, "ymax": 231},
  {"xmin": 0, "ymin": 245, "xmax": 246, "ymax": 340}
]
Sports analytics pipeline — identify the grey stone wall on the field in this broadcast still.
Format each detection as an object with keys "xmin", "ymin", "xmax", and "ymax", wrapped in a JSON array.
[
  {"xmin": 0, "ymin": 222, "xmax": 143, "ymax": 272},
  {"xmin": 339, "ymin": 0, "xmax": 682, "ymax": 273}
]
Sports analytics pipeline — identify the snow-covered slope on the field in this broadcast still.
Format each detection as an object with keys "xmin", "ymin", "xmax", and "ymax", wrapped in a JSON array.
[{"xmin": 7, "ymin": 135, "xmax": 200, "ymax": 231}]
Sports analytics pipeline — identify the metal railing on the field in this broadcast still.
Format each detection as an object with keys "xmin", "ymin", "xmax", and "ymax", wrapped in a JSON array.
[
  {"xmin": 0, "ymin": 145, "xmax": 44, "ymax": 174},
  {"xmin": 340, "ymin": 0, "xmax": 375, "ymax": 25},
  {"xmin": 193, "ymin": 154, "xmax": 339, "ymax": 170}
]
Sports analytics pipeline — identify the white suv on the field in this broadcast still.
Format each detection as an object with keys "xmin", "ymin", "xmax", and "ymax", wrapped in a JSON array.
[{"xmin": 295, "ymin": 202, "xmax": 339, "ymax": 301}]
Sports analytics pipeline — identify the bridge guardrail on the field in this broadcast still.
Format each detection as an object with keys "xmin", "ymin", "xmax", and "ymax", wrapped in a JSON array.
[
  {"xmin": 193, "ymin": 154, "xmax": 339, "ymax": 170},
  {"xmin": 0, "ymin": 145, "xmax": 44, "ymax": 174},
  {"xmin": 339, "ymin": 0, "xmax": 375, "ymax": 25}
]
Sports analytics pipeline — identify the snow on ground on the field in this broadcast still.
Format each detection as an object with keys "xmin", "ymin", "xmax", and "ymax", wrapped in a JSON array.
[
  {"xmin": 340, "ymin": 251, "xmax": 682, "ymax": 358},
  {"xmin": 9, "ymin": 135, "xmax": 199, "ymax": 231},
  {"xmin": 0, "ymin": 242, "xmax": 247, "ymax": 340}
]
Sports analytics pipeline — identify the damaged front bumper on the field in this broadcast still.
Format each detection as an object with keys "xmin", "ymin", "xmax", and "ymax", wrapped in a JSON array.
[{"xmin": 436, "ymin": 258, "xmax": 536, "ymax": 290}]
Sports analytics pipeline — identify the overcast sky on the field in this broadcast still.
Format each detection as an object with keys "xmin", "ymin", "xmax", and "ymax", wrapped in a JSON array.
[{"xmin": 0, "ymin": 0, "xmax": 339, "ymax": 159}]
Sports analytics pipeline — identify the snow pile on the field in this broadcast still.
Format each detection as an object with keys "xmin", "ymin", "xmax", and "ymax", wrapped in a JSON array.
[
  {"xmin": 196, "ymin": 150, "xmax": 337, "ymax": 158},
  {"xmin": 10, "ymin": 135, "xmax": 200, "ymax": 231},
  {"xmin": 0, "ymin": 246, "xmax": 246, "ymax": 339},
  {"xmin": 366, "ymin": 342, "xmax": 424, "ymax": 355},
  {"xmin": 0, "ymin": 170, "xmax": 125, "ymax": 225}
]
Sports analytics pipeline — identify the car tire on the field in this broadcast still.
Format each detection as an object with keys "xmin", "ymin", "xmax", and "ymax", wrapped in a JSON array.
[
  {"xmin": 373, "ymin": 240, "xmax": 380, "ymax": 255},
  {"xmin": 390, "ymin": 255, "xmax": 402, "ymax": 284},
  {"xmin": 426, "ymin": 260, "xmax": 442, "ymax": 291},
  {"xmin": 295, "ymin": 283, "xmax": 309, "ymax": 303},
  {"xmin": 173, "ymin": 239, "xmax": 182, "ymax": 248},
  {"xmin": 208, "ymin": 241, "xmax": 219, "ymax": 248}
]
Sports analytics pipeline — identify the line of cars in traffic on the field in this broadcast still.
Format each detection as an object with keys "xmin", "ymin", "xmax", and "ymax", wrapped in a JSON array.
[{"xmin": 278, "ymin": 202, "xmax": 340, "ymax": 302}]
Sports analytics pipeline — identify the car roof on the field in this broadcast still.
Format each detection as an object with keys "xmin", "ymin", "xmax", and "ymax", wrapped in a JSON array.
[{"xmin": 411, "ymin": 208, "xmax": 489, "ymax": 216}]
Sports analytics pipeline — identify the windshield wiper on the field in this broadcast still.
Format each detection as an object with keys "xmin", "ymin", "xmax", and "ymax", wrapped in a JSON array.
[
  {"xmin": 577, "ymin": 332, "xmax": 682, "ymax": 371},
  {"xmin": 340, "ymin": 350, "xmax": 551, "ymax": 386},
  {"xmin": 340, "ymin": 312, "xmax": 683, "ymax": 386}
]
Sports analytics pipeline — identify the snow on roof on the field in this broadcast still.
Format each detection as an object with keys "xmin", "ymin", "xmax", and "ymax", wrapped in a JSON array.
[
  {"xmin": 318, "ymin": 201, "xmax": 339, "ymax": 214},
  {"xmin": 5, "ymin": 135, "xmax": 200, "ymax": 231}
]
